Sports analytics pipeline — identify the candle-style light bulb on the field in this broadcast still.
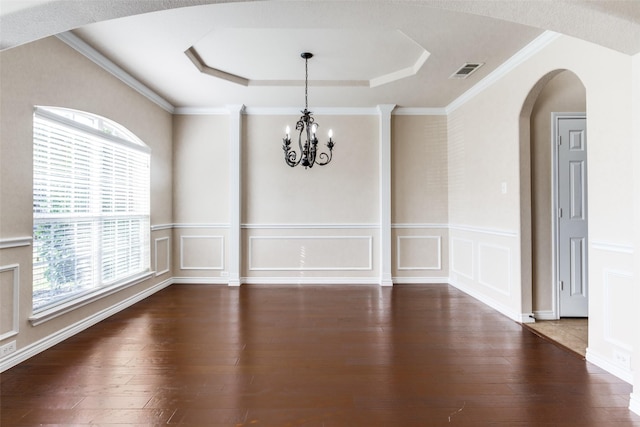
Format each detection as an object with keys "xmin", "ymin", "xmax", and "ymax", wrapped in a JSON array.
[
  {"xmin": 312, "ymin": 124, "xmax": 317, "ymax": 136},
  {"xmin": 328, "ymin": 129, "xmax": 333, "ymax": 140},
  {"xmin": 285, "ymin": 126, "xmax": 290, "ymax": 139}
]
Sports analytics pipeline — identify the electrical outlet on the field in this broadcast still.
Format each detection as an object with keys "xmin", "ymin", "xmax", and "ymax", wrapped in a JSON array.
[
  {"xmin": 613, "ymin": 350, "xmax": 631, "ymax": 370},
  {"xmin": 0, "ymin": 340, "xmax": 16, "ymax": 357}
]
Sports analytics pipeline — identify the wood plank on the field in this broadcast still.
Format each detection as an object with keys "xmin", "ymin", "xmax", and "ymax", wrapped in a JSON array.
[{"xmin": 2, "ymin": 284, "xmax": 639, "ymax": 426}]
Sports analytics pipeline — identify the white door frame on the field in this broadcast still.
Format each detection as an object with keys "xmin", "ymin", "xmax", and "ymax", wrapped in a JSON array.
[{"xmin": 551, "ymin": 112, "xmax": 587, "ymax": 319}]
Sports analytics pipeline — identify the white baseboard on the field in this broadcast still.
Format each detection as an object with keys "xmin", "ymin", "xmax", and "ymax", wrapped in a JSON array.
[
  {"xmin": 519, "ymin": 313, "xmax": 536, "ymax": 324},
  {"xmin": 532, "ymin": 310, "xmax": 557, "ymax": 320},
  {"xmin": 175, "ymin": 277, "xmax": 454, "ymax": 286},
  {"xmin": 241, "ymin": 277, "xmax": 378, "ymax": 285},
  {"xmin": 172, "ymin": 276, "xmax": 230, "ymax": 285},
  {"xmin": 0, "ymin": 278, "xmax": 172, "ymax": 373},
  {"xmin": 585, "ymin": 348, "xmax": 634, "ymax": 384},
  {"xmin": 448, "ymin": 278, "xmax": 521, "ymax": 322},
  {"xmin": 392, "ymin": 277, "xmax": 449, "ymax": 284},
  {"xmin": 175, "ymin": 276, "xmax": 451, "ymax": 286},
  {"xmin": 630, "ymin": 392, "xmax": 640, "ymax": 416}
]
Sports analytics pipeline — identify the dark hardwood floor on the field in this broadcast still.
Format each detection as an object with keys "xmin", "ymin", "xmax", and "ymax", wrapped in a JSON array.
[{"xmin": 2, "ymin": 284, "xmax": 639, "ymax": 426}]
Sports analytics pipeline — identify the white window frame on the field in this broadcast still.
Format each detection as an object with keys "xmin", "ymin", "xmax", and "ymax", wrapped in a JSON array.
[{"xmin": 31, "ymin": 106, "xmax": 151, "ymax": 323}]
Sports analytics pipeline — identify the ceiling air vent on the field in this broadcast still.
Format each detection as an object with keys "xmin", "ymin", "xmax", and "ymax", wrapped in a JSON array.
[{"xmin": 450, "ymin": 62, "xmax": 484, "ymax": 79}]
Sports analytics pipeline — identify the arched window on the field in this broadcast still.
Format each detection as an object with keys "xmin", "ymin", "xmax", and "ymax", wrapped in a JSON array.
[{"xmin": 32, "ymin": 107, "xmax": 150, "ymax": 311}]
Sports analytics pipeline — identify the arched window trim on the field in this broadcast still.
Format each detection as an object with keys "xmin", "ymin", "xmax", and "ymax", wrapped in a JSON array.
[{"xmin": 35, "ymin": 106, "xmax": 151, "ymax": 154}]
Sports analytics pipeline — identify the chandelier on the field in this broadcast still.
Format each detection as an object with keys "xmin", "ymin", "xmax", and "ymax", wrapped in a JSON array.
[{"xmin": 282, "ymin": 52, "xmax": 334, "ymax": 168}]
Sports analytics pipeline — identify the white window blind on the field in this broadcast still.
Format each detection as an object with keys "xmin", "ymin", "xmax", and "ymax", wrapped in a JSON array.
[{"xmin": 33, "ymin": 107, "xmax": 150, "ymax": 311}]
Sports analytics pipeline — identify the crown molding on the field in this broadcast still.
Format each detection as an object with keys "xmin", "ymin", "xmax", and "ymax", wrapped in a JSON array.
[
  {"xmin": 57, "ymin": 30, "xmax": 560, "ymax": 117},
  {"xmin": 173, "ymin": 107, "xmax": 230, "ymax": 115},
  {"xmin": 244, "ymin": 107, "xmax": 380, "ymax": 116},
  {"xmin": 177, "ymin": 107, "xmax": 449, "ymax": 116},
  {"xmin": 393, "ymin": 108, "xmax": 447, "ymax": 116},
  {"xmin": 446, "ymin": 31, "xmax": 561, "ymax": 114},
  {"xmin": 55, "ymin": 32, "xmax": 175, "ymax": 114}
]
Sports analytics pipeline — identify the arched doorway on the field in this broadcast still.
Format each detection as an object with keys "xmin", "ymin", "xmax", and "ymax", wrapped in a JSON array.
[{"xmin": 520, "ymin": 70, "xmax": 588, "ymax": 355}]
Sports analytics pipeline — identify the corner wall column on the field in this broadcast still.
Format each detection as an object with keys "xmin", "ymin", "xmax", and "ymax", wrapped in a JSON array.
[
  {"xmin": 378, "ymin": 104, "xmax": 396, "ymax": 286},
  {"xmin": 227, "ymin": 104, "xmax": 245, "ymax": 286},
  {"xmin": 630, "ymin": 53, "xmax": 640, "ymax": 417}
]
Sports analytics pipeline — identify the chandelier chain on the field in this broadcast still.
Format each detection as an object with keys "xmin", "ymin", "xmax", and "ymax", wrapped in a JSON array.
[{"xmin": 304, "ymin": 56, "xmax": 309, "ymax": 111}]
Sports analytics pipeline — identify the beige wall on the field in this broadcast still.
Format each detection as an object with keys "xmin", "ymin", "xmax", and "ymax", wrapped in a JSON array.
[
  {"xmin": 170, "ymin": 112, "xmax": 450, "ymax": 283},
  {"xmin": 171, "ymin": 114, "xmax": 230, "ymax": 282},
  {"xmin": 173, "ymin": 114, "xmax": 229, "ymax": 225},
  {"xmin": 392, "ymin": 115, "xmax": 448, "ymax": 225},
  {"xmin": 392, "ymin": 114, "xmax": 449, "ymax": 282},
  {"xmin": 244, "ymin": 114, "xmax": 379, "ymax": 225},
  {"xmin": 530, "ymin": 71, "xmax": 586, "ymax": 314},
  {"xmin": 0, "ymin": 37, "xmax": 173, "ymax": 360},
  {"xmin": 448, "ymin": 34, "xmax": 636, "ymax": 384}
]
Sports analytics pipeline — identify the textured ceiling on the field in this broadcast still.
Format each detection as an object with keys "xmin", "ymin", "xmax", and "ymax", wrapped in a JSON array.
[{"xmin": 1, "ymin": 0, "xmax": 639, "ymax": 110}]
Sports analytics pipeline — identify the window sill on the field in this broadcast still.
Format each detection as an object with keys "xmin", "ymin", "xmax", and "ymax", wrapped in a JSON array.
[{"xmin": 29, "ymin": 271, "xmax": 154, "ymax": 326}]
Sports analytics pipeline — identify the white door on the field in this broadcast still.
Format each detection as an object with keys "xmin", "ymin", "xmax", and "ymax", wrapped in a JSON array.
[{"xmin": 555, "ymin": 114, "xmax": 588, "ymax": 317}]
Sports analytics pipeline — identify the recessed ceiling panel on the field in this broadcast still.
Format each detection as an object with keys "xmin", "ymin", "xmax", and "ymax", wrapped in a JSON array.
[
  {"xmin": 69, "ymin": 1, "xmax": 547, "ymax": 108},
  {"xmin": 189, "ymin": 28, "xmax": 428, "ymax": 86}
]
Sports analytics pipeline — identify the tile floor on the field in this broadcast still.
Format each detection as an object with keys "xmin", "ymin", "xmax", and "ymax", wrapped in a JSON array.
[{"xmin": 524, "ymin": 318, "xmax": 588, "ymax": 357}]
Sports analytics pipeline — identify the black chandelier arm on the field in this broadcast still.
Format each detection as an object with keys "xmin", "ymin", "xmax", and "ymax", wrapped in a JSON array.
[
  {"xmin": 283, "ymin": 137, "xmax": 302, "ymax": 167},
  {"xmin": 313, "ymin": 142, "xmax": 333, "ymax": 166}
]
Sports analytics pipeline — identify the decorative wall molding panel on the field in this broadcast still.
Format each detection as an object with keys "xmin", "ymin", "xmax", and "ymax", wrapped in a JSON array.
[
  {"xmin": 154, "ymin": 237, "xmax": 171, "ymax": 276},
  {"xmin": 248, "ymin": 236, "xmax": 373, "ymax": 271},
  {"xmin": 179, "ymin": 236, "xmax": 225, "ymax": 270},
  {"xmin": 0, "ymin": 264, "xmax": 20, "ymax": 341},
  {"xmin": 478, "ymin": 243, "xmax": 511, "ymax": 296},
  {"xmin": 451, "ymin": 237, "xmax": 474, "ymax": 280},
  {"xmin": 603, "ymin": 269, "xmax": 634, "ymax": 352},
  {"xmin": 396, "ymin": 236, "xmax": 442, "ymax": 270}
]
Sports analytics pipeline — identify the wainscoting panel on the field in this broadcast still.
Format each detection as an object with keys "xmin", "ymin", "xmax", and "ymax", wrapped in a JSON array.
[
  {"xmin": 448, "ymin": 226, "xmax": 520, "ymax": 322},
  {"xmin": 397, "ymin": 236, "xmax": 441, "ymax": 270},
  {"xmin": 478, "ymin": 243, "xmax": 511, "ymax": 296},
  {"xmin": 603, "ymin": 269, "xmax": 634, "ymax": 352},
  {"xmin": 0, "ymin": 264, "xmax": 20, "ymax": 341},
  {"xmin": 180, "ymin": 236, "xmax": 224, "ymax": 270},
  {"xmin": 249, "ymin": 236, "xmax": 373, "ymax": 271},
  {"xmin": 451, "ymin": 237, "xmax": 474, "ymax": 280},
  {"xmin": 154, "ymin": 237, "xmax": 171, "ymax": 276}
]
